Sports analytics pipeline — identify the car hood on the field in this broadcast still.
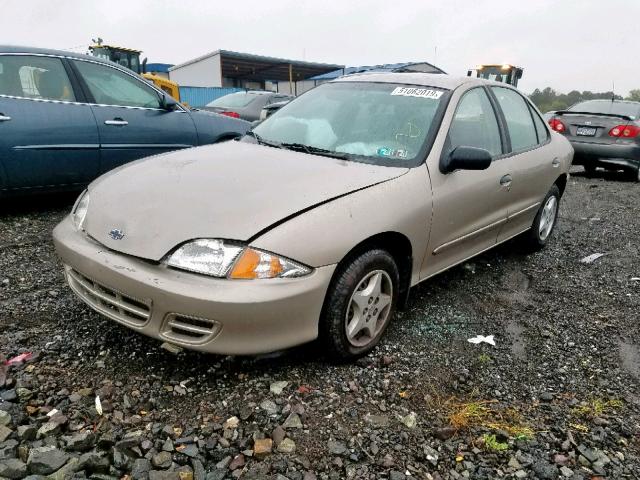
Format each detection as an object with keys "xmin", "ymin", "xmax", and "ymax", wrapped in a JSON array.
[{"xmin": 83, "ymin": 141, "xmax": 408, "ymax": 261}]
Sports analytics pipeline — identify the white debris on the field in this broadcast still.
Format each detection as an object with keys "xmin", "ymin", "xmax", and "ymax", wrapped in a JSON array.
[
  {"xmin": 580, "ymin": 253, "xmax": 606, "ymax": 264},
  {"xmin": 270, "ymin": 381, "xmax": 289, "ymax": 395},
  {"xmin": 401, "ymin": 412, "xmax": 418, "ymax": 428},
  {"xmin": 95, "ymin": 395, "xmax": 103, "ymax": 416},
  {"xmin": 467, "ymin": 335, "xmax": 496, "ymax": 346},
  {"xmin": 631, "ymin": 277, "xmax": 640, "ymax": 282},
  {"xmin": 46, "ymin": 409, "xmax": 59, "ymax": 417}
]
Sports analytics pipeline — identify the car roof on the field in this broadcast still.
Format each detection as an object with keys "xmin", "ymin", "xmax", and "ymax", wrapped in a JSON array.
[
  {"xmin": 0, "ymin": 45, "xmax": 127, "ymax": 70},
  {"xmin": 333, "ymin": 71, "xmax": 494, "ymax": 90}
]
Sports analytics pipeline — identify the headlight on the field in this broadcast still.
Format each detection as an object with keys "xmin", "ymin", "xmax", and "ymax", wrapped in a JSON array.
[
  {"xmin": 166, "ymin": 239, "xmax": 312, "ymax": 279},
  {"xmin": 72, "ymin": 190, "xmax": 90, "ymax": 230}
]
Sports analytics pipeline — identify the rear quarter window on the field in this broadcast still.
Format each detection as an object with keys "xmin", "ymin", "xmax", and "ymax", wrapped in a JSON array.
[{"xmin": 492, "ymin": 87, "xmax": 538, "ymax": 152}]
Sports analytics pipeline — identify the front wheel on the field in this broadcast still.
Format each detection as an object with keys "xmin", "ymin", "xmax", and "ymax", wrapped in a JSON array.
[
  {"xmin": 319, "ymin": 249, "xmax": 399, "ymax": 362},
  {"xmin": 521, "ymin": 185, "xmax": 560, "ymax": 251}
]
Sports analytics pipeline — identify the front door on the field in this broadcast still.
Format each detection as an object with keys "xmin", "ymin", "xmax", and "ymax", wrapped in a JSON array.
[
  {"xmin": 0, "ymin": 54, "xmax": 99, "ymax": 192},
  {"xmin": 422, "ymin": 87, "xmax": 511, "ymax": 278},
  {"xmin": 71, "ymin": 59, "xmax": 198, "ymax": 173}
]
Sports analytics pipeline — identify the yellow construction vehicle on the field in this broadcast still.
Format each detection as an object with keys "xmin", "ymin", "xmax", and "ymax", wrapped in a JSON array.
[
  {"xmin": 467, "ymin": 64, "xmax": 524, "ymax": 87},
  {"xmin": 89, "ymin": 40, "xmax": 180, "ymax": 101}
]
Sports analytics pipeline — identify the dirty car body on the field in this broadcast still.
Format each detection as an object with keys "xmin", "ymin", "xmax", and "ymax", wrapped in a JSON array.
[
  {"xmin": 0, "ymin": 46, "xmax": 250, "ymax": 196},
  {"xmin": 53, "ymin": 73, "xmax": 573, "ymax": 360}
]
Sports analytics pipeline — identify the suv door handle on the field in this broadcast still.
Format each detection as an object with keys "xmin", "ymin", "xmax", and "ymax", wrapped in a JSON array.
[
  {"xmin": 500, "ymin": 174, "xmax": 512, "ymax": 187},
  {"xmin": 104, "ymin": 118, "xmax": 128, "ymax": 126},
  {"xmin": 0, "ymin": 114, "xmax": 11, "ymax": 122}
]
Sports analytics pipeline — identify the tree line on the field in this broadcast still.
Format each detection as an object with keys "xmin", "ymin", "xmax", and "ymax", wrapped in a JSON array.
[{"xmin": 529, "ymin": 88, "xmax": 640, "ymax": 113}]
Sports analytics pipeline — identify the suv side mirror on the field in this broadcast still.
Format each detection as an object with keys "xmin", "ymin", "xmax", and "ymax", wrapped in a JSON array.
[
  {"xmin": 161, "ymin": 95, "xmax": 179, "ymax": 111},
  {"xmin": 441, "ymin": 146, "xmax": 492, "ymax": 173}
]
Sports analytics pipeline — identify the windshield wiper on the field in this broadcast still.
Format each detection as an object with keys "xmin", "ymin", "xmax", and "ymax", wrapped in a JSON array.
[
  {"xmin": 280, "ymin": 142, "xmax": 349, "ymax": 159},
  {"xmin": 244, "ymin": 131, "xmax": 283, "ymax": 149}
]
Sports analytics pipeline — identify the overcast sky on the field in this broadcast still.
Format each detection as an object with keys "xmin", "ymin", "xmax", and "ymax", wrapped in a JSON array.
[{"xmin": 3, "ymin": 0, "xmax": 638, "ymax": 95}]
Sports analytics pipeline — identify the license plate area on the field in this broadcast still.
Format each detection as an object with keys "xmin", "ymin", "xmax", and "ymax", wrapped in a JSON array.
[{"xmin": 576, "ymin": 126, "xmax": 597, "ymax": 136}]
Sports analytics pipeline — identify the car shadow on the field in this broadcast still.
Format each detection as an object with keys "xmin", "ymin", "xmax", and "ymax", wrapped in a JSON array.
[{"xmin": 0, "ymin": 191, "xmax": 77, "ymax": 215}]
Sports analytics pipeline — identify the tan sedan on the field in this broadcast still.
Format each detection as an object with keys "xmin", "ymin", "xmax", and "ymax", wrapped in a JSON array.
[{"xmin": 53, "ymin": 73, "xmax": 573, "ymax": 361}]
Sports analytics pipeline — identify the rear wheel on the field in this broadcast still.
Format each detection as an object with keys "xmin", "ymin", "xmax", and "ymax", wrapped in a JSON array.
[
  {"xmin": 521, "ymin": 185, "xmax": 560, "ymax": 251},
  {"xmin": 319, "ymin": 249, "xmax": 399, "ymax": 362}
]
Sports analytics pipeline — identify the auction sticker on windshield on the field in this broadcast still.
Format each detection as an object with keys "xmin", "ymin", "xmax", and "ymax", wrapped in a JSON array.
[{"xmin": 391, "ymin": 87, "xmax": 443, "ymax": 99}]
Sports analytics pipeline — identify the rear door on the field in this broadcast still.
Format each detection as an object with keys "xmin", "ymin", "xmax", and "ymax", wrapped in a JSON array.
[
  {"xmin": 422, "ymin": 86, "xmax": 511, "ymax": 277},
  {"xmin": 0, "ymin": 54, "xmax": 99, "ymax": 192},
  {"xmin": 489, "ymin": 86, "xmax": 558, "ymax": 241},
  {"xmin": 71, "ymin": 59, "xmax": 198, "ymax": 173}
]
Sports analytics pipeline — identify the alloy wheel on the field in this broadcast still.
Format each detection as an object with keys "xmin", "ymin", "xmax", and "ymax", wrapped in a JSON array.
[
  {"xmin": 345, "ymin": 270, "xmax": 393, "ymax": 347},
  {"xmin": 538, "ymin": 195, "xmax": 558, "ymax": 241}
]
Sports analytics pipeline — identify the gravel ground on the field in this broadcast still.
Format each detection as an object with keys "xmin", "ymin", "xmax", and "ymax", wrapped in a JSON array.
[{"xmin": 1, "ymin": 168, "xmax": 639, "ymax": 480}]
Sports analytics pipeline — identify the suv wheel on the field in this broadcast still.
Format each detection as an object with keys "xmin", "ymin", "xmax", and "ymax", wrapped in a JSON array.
[
  {"xmin": 320, "ymin": 249, "xmax": 399, "ymax": 361},
  {"xmin": 522, "ymin": 185, "xmax": 560, "ymax": 251}
]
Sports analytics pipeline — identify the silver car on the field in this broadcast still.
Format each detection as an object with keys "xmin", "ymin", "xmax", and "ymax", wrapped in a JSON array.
[{"xmin": 53, "ymin": 73, "xmax": 573, "ymax": 361}]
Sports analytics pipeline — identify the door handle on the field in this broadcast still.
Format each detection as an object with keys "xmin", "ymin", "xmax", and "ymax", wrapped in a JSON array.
[
  {"xmin": 0, "ymin": 114, "xmax": 11, "ymax": 122},
  {"xmin": 104, "ymin": 118, "xmax": 128, "ymax": 126},
  {"xmin": 500, "ymin": 174, "xmax": 512, "ymax": 187},
  {"xmin": 552, "ymin": 158, "xmax": 560, "ymax": 168}
]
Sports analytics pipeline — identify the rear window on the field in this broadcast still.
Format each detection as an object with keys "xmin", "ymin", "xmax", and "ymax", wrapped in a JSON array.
[
  {"xmin": 208, "ymin": 92, "xmax": 259, "ymax": 108},
  {"xmin": 569, "ymin": 100, "xmax": 640, "ymax": 119}
]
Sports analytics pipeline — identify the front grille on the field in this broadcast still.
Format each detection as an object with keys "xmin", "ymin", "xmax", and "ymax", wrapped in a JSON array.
[
  {"xmin": 66, "ymin": 267, "xmax": 151, "ymax": 327},
  {"xmin": 161, "ymin": 314, "xmax": 221, "ymax": 344}
]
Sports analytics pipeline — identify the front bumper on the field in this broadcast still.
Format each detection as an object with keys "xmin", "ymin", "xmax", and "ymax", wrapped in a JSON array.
[
  {"xmin": 571, "ymin": 140, "xmax": 640, "ymax": 169},
  {"xmin": 53, "ymin": 215, "xmax": 336, "ymax": 355}
]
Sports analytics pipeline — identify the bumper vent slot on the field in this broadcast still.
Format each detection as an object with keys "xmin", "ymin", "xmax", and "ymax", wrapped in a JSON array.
[
  {"xmin": 66, "ymin": 267, "xmax": 151, "ymax": 327},
  {"xmin": 161, "ymin": 314, "xmax": 221, "ymax": 344}
]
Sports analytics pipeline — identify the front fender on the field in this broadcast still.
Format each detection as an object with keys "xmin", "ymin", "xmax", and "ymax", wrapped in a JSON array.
[{"xmin": 250, "ymin": 165, "xmax": 432, "ymax": 286}]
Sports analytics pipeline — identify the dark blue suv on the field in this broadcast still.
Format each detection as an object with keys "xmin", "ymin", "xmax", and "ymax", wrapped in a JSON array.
[{"xmin": 0, "ymin": 46, "xmax": 250, "ymax": 196}]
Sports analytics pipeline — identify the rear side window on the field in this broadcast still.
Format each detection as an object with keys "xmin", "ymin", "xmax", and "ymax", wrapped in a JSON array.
[
  {"xmin": 74, "ymin": 60, "xmax": 161, "ymax": 108},
  {"xmin": 492, "ymin": 87, "xmax": 538, "ymax": 152},
  {"xmin": 448, "ymin": 88, "xmax": 502, "ymax": 157},
  {"xmin": 530, "ymin": 106, "xmax": 549, "ymax": 143},
  {"xmin": 0, "ymin": 55, "xmax": 75, "ymax": 101}
]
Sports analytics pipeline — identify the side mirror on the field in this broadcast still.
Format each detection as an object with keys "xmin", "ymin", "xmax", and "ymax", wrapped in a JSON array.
[
  {"xmin": 441, "ymin": 146, "xmax": 492, "ymax": 173},
  {"xmin": 160, "ymin": 95, "xmax": 179, "ymax": 111}
]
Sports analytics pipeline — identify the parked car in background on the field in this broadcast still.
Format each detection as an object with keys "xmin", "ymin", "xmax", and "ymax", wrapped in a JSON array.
[
  {"xmin": 202, "ymin": 91, "xmax": 293, "ymax": 122},
  {"xmin": 0, "ymin": 46, "xmax": 250, "ymax": 196},
  {"xmin": 548, "ymin": 99, "xmax": 640, "ymax": 181},
  {"xmin": 54, "ymin": 73, "xmax": 572, "ymax": 361},
  {"xmin": 259, "ymin": 99, "xmax": 292, "ymax": 121}
]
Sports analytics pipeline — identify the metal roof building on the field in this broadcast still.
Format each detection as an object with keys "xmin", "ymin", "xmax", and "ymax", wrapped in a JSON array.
[
  {"xmin": 310, "ymin": 61, "xmax": 446, "ymax": 81},
  {"xmin": 168, "ymin": 50, "xmax": 343, "ymax": 94}
]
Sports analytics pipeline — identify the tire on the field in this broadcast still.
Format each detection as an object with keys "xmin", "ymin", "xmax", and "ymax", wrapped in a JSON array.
[
  {"xmin": 521, "ymin": 185, "xmax": 561, "ymax": 252},
  {"xmin": 319, "ymin": 249, "xmax": 399, "ymax": 362},
  {"xmin": 625, "ymin": 166, "xmax": 640, "ymax": 183}
]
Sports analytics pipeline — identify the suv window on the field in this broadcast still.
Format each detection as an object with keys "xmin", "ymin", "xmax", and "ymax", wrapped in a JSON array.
[
  {"xmin": 448, "ymin": 88, "xmax": 502, "ymax": 157},
  {"xmin": 74, "ymin": 60, "xmax": 161, "ymax": 108},
  {"xmin": 0, "ymin": 55, "xmax": 75, "ymax": 101},
  {"xmin": 492, "ymin": 87, "xmax": 538, "ymax": 151}
]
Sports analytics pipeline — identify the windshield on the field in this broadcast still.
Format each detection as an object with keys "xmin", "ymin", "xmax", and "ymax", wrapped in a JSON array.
[
  {"xmin": 253, "ymin": 82, "xmax": 446, "ymax": 165},
  {"xmin": 569, "ymin": 100, "xmax": 640, "ymax": 119},
  {"xmin": 208, "ymin": 92, "xmax": 260, "ymax": 108}
]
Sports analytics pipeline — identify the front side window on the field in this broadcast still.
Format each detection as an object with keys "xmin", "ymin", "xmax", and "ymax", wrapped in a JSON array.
[
  {"xmin": 253, "ymin": 82, "xmax": 446, "ymax": 165},
  {"xmin": 492, "ymin": 87, "xmax": 538, "ymax": 152},
  {"xmin": 447, "ymin": 88, "xmax": 502, "ymax": 157},
  {"xmin": 0, "ymin": 55, "xmax": 75, "ymax": 101},
  {"xmin": 74, "ymin": 60, "xmax": 161, "ymax": 108}
]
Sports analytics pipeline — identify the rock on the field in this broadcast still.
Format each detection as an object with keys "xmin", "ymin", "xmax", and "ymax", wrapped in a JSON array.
[
  {"xmin": 531, "ymin": 461, "xmax": 559, "ymax": 479},
  {"xmin": 254, "ymin": 438, "xmax": 273, "ymax": 458},
  {"xmin": 223, "ymin": 416, "xmax": 240, "ymax": 429},
  {"xmin": 327, "ymin": 439, "xmax": 347, "ymax": 455},
  {"xmin": 116, "ymin": 430, "xmax": 144, "ymax": 448},
  {"xmin": 17, "ymin": 425, "xmax": 37, "ymax": 441},
  {"xmin": 577, "ymin": 445, "xmax": 597, "ymax": 463},
  {"xmin": 229, "ymin": 454, "xmax": 245, "ymax": 470},
  {"xmin": 508, "ymin": 457, "xmax": 522, "ymax": 469},
  {"xmin": 433, "ymin": 426, "xmax": 455, "ymax": 440},
  {"xmin": 423, "ymin": 445, "xmax": 439, "ymax": 466},
  {"xmin": 149, "ymin": 471, "xmax": 181, "ymax": 480},
  {"xmin": 63, "ymin": 430, "xmax": 96, "ymax": 451},
  {"xmin": 131, "ymin": 458, "xmax": 152, "ymax": 480},
  {"xmin": 206, "ymin": 470, "xmax": 227, "ymax": 480},
  {"xmin": 401, "ymin": 412, "xmax": 417, "ymax": 429},
  {"xmin": 559, "ymin": 466, "xmax": 573, "ymax": 477},
  {"xmin": 78, "ymin": 450, "xmax": 110, "ymax": 473},
  {"xmin": 36, "ymin": 421, "xmax": 62, "ymax": 439},
  {"xmin": 389, "ymin": 472, "xmax": 406, "ymax": 480},
  {"xmin": 364, "ymin": 414, "xmax": 390, "ymax": 428},
  {"xmin": 282, "ymin": 413, "xmax": 303, "ymax": 429},
  {"xmin": 276, "ymin": 438, "xmax": 296, "ymax": 453},
  {"xmin": 271, "ymin": 425, "xmax": 286, "ymax": 446},
  {"xmin": 192, "ymin": 459, "xmax": 206, "ymax": 480},
  {"xmin": 270, "ymin": 381, "xmax": 289, "ymax": 395},
  {"xmin": 47, "ymin": 457, "xmax": 80, "ymax": 480},
  {"xmin": 0, "ymin": 424, "xmax": 13, "ymax": 442},
  {"xmin": 176, "ymin": 443, "xmax": 199, "ymax": 458},
  {"xmin": 0, "ymin": 410, "xmax": 11, "ymax": 426},
  {"xmin": 553, "ymin": 453, "xmax": 569, "ymax": 466},
  {"xmin": 260, "ymin": 399, "xmax": 278, "ymax": 415},
  {"xmin": 152, "ymin": 451, "xmax": 173, "ymax": 469},
  {"xmin": 540, "ymin": 392, "xmax": 554, "ymax": 402},
  {"xmin": 0, "ymin": 458, "xmax": 27, "ymax": 479},
  {"xmin": 162, "ymin": 438, "xmax": 174, "ymax": 452},
  {"xmin": 27, "ymin": 446, "xmax": 70, "ymax": 475}
]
